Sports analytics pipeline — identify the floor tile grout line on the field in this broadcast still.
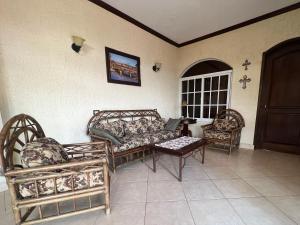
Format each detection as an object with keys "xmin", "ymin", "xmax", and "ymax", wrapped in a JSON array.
[
  {"xmin": 263, "ymin": 196, "xmax": 299, "ymax": 225},
  {"xmin": 211, "ymin": 178, "xmax": 262, "ymax": 198},
  {"xmin": 209, "ymin": 177, "xmax": 226, "ymax": 199},
  {"xmin": 237, "ymin": 174, "xmax": 299, "ymax": 198},
  {"xmin": 238, "ymin": 173, "xmax": 273, "ymax": 197},
  {"xmin": 143, "ymin": 164, "xmax": 149, "ymax": 225},
  {"xmin": 225, "ymin": 198, "xmax": 249, "ymax": 225},
  {"xmin": 181, "ymin": 181, "xmax": 197, "ymax": 225},
  {"xmin": 218, "ymin": 162, "xmax": 300, "ymax": 225}
]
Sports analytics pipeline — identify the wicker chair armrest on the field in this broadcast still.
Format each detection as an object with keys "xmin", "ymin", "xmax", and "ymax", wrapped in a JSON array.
[
  {"xmin": 62, "ymin": 141, "xmax": 106, "ymax": 149},
  {"xmin": 89, "ymin": 135, "xmax": 114, "ymax": 155},
  {"xmin": 4, "ymin": 158, "xmax": 105, "ymax": 178},
  {"xmin": 229, "ymin": 127, "xmax": 243, "ymax": 133},
  {"xmin": 89, "ymin": 135, "xmax": 113, "ymax": 145},
  {"xmin": 201, "ymin": 124, "xmax": 213, "ymax": 130},
  {"xmin": 63, "ymin": 141, "xmax": 108, "ymax": 159}
]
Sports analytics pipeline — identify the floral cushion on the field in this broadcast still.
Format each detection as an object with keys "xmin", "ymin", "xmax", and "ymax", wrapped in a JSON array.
[
  {"xmin": 112, "ymin": 130, "xmax": 180, "ymax": 152},
  {"xmin": 19, "ymin": 170, "xmax": 103, "ymax": 198},
  {"xmin": 213, "ymin": 119, "xmax": 238, "ymax": 131},
  {"xmin": 147, "ymin": 119, "xmax": 165, "ymax": 132},
  {"xmin": 112, "ymin": 135, "xmax": 145, "ymax": 152},
  {"xmin": 20, "ymin": 138, "xmax": 69, "ymax": 168},
  {"xmin": 123, "ymin": 118, "xmax": 149, "ymax": 135},
  {"xmin": 95, "ymin": 120, "xmax": 125, "ymax": 138},
  {"xmin": 203, "ymin": 130, "xmax": 231, "ymax": 140},
  {"xmin": 149, "ymin": 130, "xmax": 180, "ymax": 142}
]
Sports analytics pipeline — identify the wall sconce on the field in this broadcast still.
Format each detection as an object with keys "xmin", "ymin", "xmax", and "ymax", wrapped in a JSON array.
[
  {"xmin": 152, "ymin": 63, "xmax": 161, "ymax": 72},
  {"xmin": 71, "ymin": 36, "xmax": 85, "ymax": 53}
]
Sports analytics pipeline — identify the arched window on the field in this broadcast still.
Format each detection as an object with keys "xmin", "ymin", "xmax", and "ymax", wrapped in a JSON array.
[{"xmin": 180, "ymin": 59, "xmax": 232, "ymax": 120}]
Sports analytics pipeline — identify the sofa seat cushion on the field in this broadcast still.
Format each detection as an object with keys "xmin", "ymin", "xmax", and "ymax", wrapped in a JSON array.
[
  {"xmin": 112, "ymin": 130, "xmax": 180, "ymax": 153},
  {"xmin": 20, "ymin": 138, "xmax": 69, "ymax": 168},
  {"xmin": 19, "ymin": 170, "xmax": 103, "ymax": 198},
  {"xmin": 95, "ymin": 120, "xmax": 125, "ymax": 138},
  {"xmin": 148, "ymin": 130, "xmax": 180, "ymax": 142},
  {"xmin": 123, "ymin": 118, "xmax": 149, "ymax": 135},
  {"xmin": 204, "ymin": 130, "xmax": 231, "ymax": 140},
  {"xmin": 112, "ymin": 135, "xmax": 146, "ymax": 153},
  {"xmin": 213, "ymin": 119, "xmax": 238, "ymax": 131}
]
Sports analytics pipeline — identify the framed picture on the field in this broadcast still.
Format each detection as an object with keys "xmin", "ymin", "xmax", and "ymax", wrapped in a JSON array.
[{"xmin": 105, "ymin": 47, "xmax": 141, "ymax": 86}]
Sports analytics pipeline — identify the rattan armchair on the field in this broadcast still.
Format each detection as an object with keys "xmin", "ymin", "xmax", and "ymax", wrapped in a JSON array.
[
  {"xmin": 0, "ymin": 114, "xmax": 110, "ymax": 225},
  {"xmin": 202, "ymin": 109, "xmax": 245, "ymax": 154}
]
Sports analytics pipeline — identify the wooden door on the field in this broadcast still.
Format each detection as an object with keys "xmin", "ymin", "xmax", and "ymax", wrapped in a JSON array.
[{"xmin": 254, "ymin": 37, "xmax": 300, "ymax": 154}]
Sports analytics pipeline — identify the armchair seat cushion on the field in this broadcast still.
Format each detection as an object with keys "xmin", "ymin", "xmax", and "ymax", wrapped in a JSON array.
[
  {"xmin": 112, "ymin": 130, "xmax": 180, "ymax": 153},
  {"xmin": 203, "ymin": 129, "xmax": 231, "ymax": 140},
  {"xmin": 20, "ymin": 138, "xmax": 69, "ymax": 168},
  {"xmin": 19, "ymin": 170, "xmax": 103, "ymax": 198}
]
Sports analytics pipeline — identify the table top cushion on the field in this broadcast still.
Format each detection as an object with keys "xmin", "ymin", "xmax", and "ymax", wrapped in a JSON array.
[{"xmin": 155, "ymin": 136, "xmax": 201, "ymax": 150}]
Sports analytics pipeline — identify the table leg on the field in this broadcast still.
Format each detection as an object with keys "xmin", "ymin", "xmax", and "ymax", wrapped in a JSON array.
[
  {"xmin": 152, "ymin": 149, "xmax": 156, "ymax": 172},
  {"xmin": 179, "ymin": 156, "xmax": 183, "ymax": 182}
]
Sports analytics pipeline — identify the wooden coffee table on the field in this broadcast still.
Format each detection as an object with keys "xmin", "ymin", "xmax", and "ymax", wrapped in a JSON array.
[{"xmin": 152, "ymin": 136, "xmax": 206, "ymax": 181}]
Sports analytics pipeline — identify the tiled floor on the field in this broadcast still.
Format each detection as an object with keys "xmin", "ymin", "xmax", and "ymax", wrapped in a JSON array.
[{"xmin": 1, "ymin": 148, "xmax": 300, "ymax": 225}]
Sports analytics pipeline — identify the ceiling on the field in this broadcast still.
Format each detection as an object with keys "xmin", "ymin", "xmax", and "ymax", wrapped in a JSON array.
[{"xmin": 99, "ymin": 0, "xmax": 299, "ymax": 45}]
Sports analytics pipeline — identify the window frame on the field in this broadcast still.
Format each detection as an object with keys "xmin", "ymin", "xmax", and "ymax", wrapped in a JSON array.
[{"xmin": 179, "ymin": 70, "xmax": 232, "ymax": 123}]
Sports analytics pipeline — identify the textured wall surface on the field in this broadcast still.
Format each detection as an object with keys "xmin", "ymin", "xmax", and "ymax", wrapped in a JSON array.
[
  {"xmin": 0, "ymin": 0, "xmax": 178, "ymax": 143},
  {"xmin": 0, "ymin": 0, "xmax": 299, "ymax": 148},
  {"xmin": 177, "ymin": 9, "xmax": 300, "ymax": 148}
]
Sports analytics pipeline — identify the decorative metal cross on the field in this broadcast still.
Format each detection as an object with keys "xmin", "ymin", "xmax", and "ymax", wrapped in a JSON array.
[
  {"xmin": 239, "ymin": 75, "xmax": 251, "ymax": 89},
  {"xmin": 242, "ymin": 59, "xmax": 251, "ymax": 70}
]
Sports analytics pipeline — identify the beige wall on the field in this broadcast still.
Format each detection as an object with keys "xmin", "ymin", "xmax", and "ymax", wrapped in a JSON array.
[
  {"xmin": 177, "ymin": 9, "xmax": 300, "ymax": 148},
  {"xmin": 0, "ymin": 0, "xmax": 299, "ymax": 147},
  {"xmin": 0, "ymin": 0, "xmax": 178, "ymax": 143}
]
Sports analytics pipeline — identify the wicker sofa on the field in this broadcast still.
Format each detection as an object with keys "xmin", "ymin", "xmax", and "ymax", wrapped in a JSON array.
[
  {"xmin": 87, "ymin": 109, "xmax": 181, "ymax": 172},
  {"xmin": 0, "ymin": 114, "xmax": 110, "ymax": 225}
]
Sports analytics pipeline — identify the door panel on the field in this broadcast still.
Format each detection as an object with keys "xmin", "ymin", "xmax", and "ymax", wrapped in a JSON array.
[
  {"xmin": 269, "ymin": 51, "xmax": 300, "ymax": 107},
  {"xmin": 264, "ymin": 112, "xmax": 300, "ymax": 145},
  {"xmin": 254, "ymin": 37, "xmax": 300, "ymax": 154}
]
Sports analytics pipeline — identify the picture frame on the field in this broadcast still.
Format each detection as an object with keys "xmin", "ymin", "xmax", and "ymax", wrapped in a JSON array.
[{"xmin": 105, "ymin": 47, "xmax": 141, "ymax": 86}]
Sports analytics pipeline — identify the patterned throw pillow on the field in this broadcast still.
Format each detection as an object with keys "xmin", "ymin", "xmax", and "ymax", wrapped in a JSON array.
[
  {"xmin": 20, "ymin": 137, "xmax": 68, "ymax": 168},
  {"xmin": 95, "ymin": 120, "xmax": 125, "ymax": 138},
  {"xmin": 124, "ymin": 118, "xmax": 149, "ymax": 135},
  {"xmin": 147, "ymin": 118, "xmax": 165, "ymax": 133},
  {"xmin": 165, "ymin": 118, "xmax": 181, "ymax": 131},
  {"xmin": 213, "ymin": 119, "xmax": 238, "ymax": 131}
]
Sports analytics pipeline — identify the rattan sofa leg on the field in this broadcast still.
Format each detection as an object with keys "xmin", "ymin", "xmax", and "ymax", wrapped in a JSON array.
[
  {"xmin": 103, "ymin": 163, "xmax": 111, "ymax": 215},
  {"xmin": 112, "ymin": 158, "xmax": 116, "ymax": 173},
  {"xmin": 109, "ymin": 152, "xmax": 116, "ymax": 173},
  {"xmin": 141, "ymin": 149, "xmax": 145, "ymax": 162}
]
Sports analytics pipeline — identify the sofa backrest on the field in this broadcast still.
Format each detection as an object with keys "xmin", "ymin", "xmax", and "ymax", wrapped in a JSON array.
[{"xmin": 87, "ymin": 109, "xmax": 162, "ymax": 135}]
